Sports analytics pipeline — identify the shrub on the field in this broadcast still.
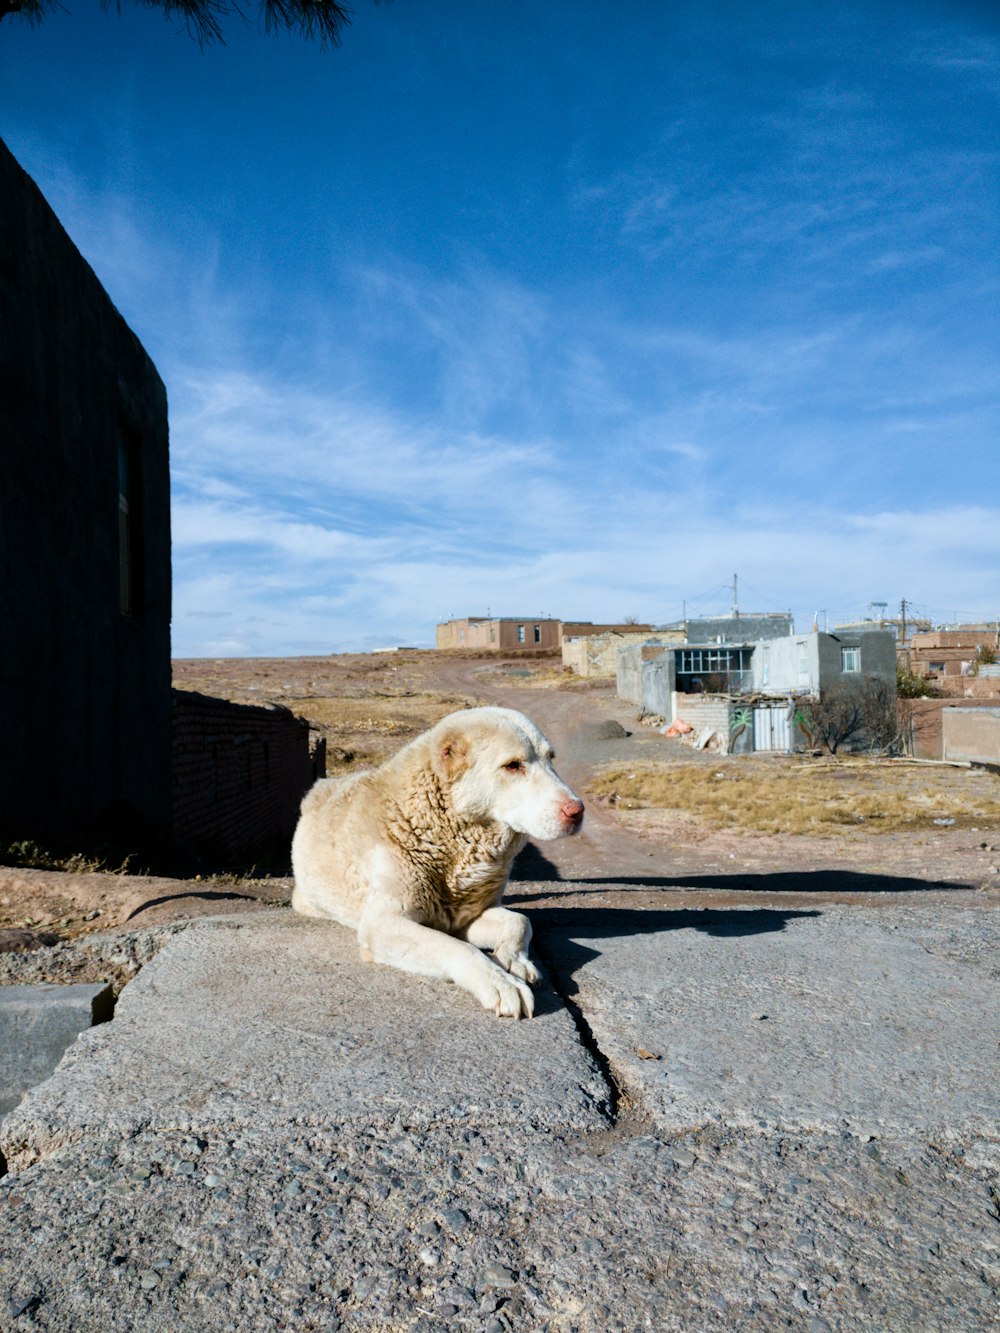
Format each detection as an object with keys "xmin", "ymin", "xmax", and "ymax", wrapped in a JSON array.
[{"xmin": 896, "ymin": 668, "xmax": 941, "ymax": 699}]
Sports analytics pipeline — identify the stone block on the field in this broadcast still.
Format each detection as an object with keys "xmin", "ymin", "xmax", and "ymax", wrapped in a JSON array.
[{"xmin": 0, "ymin": 983, "xmax": 113, "ymax": 1118}]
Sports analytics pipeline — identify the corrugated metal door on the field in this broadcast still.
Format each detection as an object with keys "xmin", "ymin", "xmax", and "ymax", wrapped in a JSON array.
[{"xmin": 753, "ymin": 706, "xmax": 791, "ymax": 752}]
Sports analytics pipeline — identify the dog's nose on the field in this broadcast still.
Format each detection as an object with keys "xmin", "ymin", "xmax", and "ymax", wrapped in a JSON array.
[{"xmin": 561, "ymin": 798, "xmax": 585, "ymax": 828}]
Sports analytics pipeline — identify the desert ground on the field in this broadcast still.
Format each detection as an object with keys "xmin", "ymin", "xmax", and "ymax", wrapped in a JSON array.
[{"xmin": 2, "ymin": 650, "xmax": 998, "ymax": 953}]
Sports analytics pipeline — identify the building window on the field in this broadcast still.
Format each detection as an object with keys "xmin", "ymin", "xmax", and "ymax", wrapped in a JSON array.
[
  {"xmin": 490, "ymin": 627, "xmax": 496, "ymax": 643},
  {"xmin": 459, "ymin": 628, "xmax": 465, "ymax": 643},
  {"xmin": 929, "ymin": 661, "xmax": 945, "ymax": 673},
  {"xmin": 841, "ymin": 646, "xmax": 861, "ymax": 673},
  {"xmin": 760, "ymin": 646, "xmax": 770, "ymax": 685},
  {"xmin": 517, "ymin": 624, "xmax": 525, "ymax": 643},
  {"xmin": 533, "ymin": 624, "xmax": 541, "ymax": 643},
  {"xmin": 676, "ymin": 647, "xmax": 753, "ymax": 694}
]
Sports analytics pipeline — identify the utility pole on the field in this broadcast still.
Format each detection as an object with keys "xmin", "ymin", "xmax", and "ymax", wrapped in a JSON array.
[
  {"xmin": 732, "ymin": 573, "xmax": 739, "ymax": 619},
  {"xmin": 900, "ymin": 598, "xmax": 908, "ymax": 644}
]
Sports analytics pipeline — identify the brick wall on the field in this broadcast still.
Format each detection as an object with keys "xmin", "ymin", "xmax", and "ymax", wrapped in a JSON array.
[
  {"xmin": 672, "ymin": 695, "xmax": 733, "ymax": 750},
  {"xmin": 173, "ymin": 690, "xmax": 322, "ymax": 861}
]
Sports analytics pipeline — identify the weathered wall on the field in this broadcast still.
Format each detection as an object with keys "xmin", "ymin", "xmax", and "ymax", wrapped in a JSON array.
[
  {"xmin": 561, "ymin": 639, "xmax": 590, "ymax": 675},
  {"xmin": 642, "ymin": 653, "xmax": 676, "ymax": 717},
  {"xmin": 0, "ymin": 139, "xmax": 171, "ymax": 842},
  {"xmin": 752, "ymin": 631, "xmax": 896, "ymax": 694},
  {"xmin": 753, "ymin": 634, "xmax": 811, "ymax": 692},
  {"xmin": 935, "ymin": 676, "xmax": 1000, "ymax": 699},
  {"xmin": 680, "ymin": 614, "xmax": 793, "ymax": 643},
  {"xmin": 815, "ymin": 631, "xmax": 896, "ymax": 686},
  {"xmin": 439, "ymin": 619, "xmax": 654, "ymax": 652},
  {"xmin": 941, "ymin": 708, "xmax": 1000, "ymax": 767},
  {"xmin": 561, "ymin": 622, "xmax": 653, "ymax": 641},
  {"xmin": 436, "ymin": 619, "xmax": 562, "ymax": 650},
  {"xmin": 900, "ymin": 697, "xmax": 1000, "ymax": 760},
  {"xmin": 173, "ymin": 691, "xmax": 321, "ymax": 860},
  {"xmin": 616, "ymin": 643, "xmax": 670, "ymax": 705},
  {"xmin": 563, "ymin": 630, "xmax": 675, "ymax": 679}
]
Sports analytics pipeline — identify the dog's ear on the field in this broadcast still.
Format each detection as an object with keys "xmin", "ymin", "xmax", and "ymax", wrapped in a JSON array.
[{"xmin": 435, "ymin": 730, "xmax": 471, "ymax": 781}]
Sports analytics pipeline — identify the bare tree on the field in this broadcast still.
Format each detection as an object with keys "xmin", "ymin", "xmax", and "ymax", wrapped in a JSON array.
[
  {"xmin": 0, "ymin": 0, "xmax": 374, "ymax": 45},
  {"xmin": 802, "ymin": 681, "xmax": 866, "ymax": 755},
  {"xmin": 801, "ymin": 674, "xmax": 902, "ymax": 756},
  {"xmin": 860, "ymin": 673, "xmax": 900, "ymax": 754}
]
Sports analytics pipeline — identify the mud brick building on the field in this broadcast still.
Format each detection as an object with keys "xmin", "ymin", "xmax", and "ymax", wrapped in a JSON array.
[
  {"xmin": 905, "ymin": 626, "xmax": 1000, "ymax": 679},
  {"xmin": 173, "ymin": 693, "xmax": 321, "ymax": 860},
  {"xmin": 437, "ymin": 617, "xmax": 651, "ymax": 651}
]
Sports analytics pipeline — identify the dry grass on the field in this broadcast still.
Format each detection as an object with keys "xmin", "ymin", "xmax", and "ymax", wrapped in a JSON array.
[
  {"xmin": 284, "ymin": 692, "xmax": 477, "ymax": 770},
  {"xmin": 589, "ymin": 759, "xmax": 1000, "ymax": 837},
  {"xmin": 474, "ymin": 663, "xmax": 605, "ymax": 691},
  {"xmin": 173, "ymin": 654, "xmax": 486, "ymax": 772},
  {"xmin": 0, "ymin": 839, "xmax": 139, "ymax": 876}
]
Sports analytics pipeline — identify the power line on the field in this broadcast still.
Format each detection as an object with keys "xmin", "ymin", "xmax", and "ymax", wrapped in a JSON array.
[{"xmin": 730, "ymin": 576, "xmax": 791, "ymax": 614}]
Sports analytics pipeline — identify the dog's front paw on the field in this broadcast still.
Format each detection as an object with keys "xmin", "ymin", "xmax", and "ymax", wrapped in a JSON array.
[
  {"xmin": 476, "ymin": 969, "xmax": 534, "ymax": 1019},
  {"xmin": 494, "ymin": 945, "xmax": 541, "ymax": 986}
]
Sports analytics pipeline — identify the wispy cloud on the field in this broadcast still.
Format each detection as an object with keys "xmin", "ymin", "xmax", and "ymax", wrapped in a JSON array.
[
  {"xmin": 167, "ymin": 352, "xmax": 1000, "ymax": 655},
  {"xmin": 7, "ymin": 28, "xmax": 996, "ymax": 661}
]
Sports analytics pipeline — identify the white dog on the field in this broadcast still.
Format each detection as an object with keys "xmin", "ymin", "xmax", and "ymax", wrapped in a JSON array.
[{"xmin": 291, "ymin": 706, "xmax": 584, "ymax": 1018}]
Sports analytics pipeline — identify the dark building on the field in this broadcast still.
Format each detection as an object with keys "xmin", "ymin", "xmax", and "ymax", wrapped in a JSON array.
[
  {"xmin": 0, "ymin": 138, "xmax": 172, "ymax": 843},
  {"xmin": 173, "ymin": 692, "xmax": 322, "ymax": 861},
  {"xmin": 657, "ymin": 613, "xmax": 794, "ymax": 644}
]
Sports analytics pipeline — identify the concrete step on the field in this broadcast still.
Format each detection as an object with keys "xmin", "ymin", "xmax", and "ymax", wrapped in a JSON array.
[
  {"xmin": 0, "ymin": 911, "xmax": 609, "ymax": 1172},
  {"xmin": 0, "ymin": 981, "xmax": 113, "ymax": 1119}
]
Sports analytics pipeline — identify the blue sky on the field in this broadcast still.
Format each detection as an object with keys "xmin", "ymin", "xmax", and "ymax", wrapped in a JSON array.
[{"xmin": 2, "ymin": 0, "xmax": 998, "ymax": 655}]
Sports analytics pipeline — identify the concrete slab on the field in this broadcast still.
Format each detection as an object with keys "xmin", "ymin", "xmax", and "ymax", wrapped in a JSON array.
[
  {"xmin": 3, "ymin": 1116, "xmax": 998, "ymax": 1332},
  {"xmin": 537, "ymin": 902, "xmax": 1000, "ymax": 1142},
  {"xmin": 1, "ymin": 911, "xmax": 609, "ymax": 1169},
  {"xmin": 0, "ymin": 982, "xmax": 113, "ymax": 1118},
  {"xmin": 2, "ymin": 899, "xmax": 999, "ymax": 1330}
]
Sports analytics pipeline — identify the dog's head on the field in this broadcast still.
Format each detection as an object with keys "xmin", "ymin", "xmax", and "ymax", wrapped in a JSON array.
[{"xmin": 432, "ymin": 707, "xmax": 584, "ymax": 841}]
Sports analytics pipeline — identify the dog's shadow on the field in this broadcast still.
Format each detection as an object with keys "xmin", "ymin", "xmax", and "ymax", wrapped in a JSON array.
[{"xmin": 527, "ymin": 904, "xmax": 821, "ymax": 1012}]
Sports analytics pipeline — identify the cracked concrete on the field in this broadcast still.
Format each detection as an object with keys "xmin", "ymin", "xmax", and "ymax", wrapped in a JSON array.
[{"xmin": 1, "ymin": 890, "xmax": 998, "ymax": 1331}]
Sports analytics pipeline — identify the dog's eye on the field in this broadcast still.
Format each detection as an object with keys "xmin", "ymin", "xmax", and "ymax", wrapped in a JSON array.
[{"xmin": 503, "ymin": 759, "xmax": 525, "ymax": 773}]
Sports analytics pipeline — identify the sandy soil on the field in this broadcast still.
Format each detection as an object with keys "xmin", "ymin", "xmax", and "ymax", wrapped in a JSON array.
[{"xmin": 3, "ymin": 651, "xmax": 999, "ymax": 952}]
